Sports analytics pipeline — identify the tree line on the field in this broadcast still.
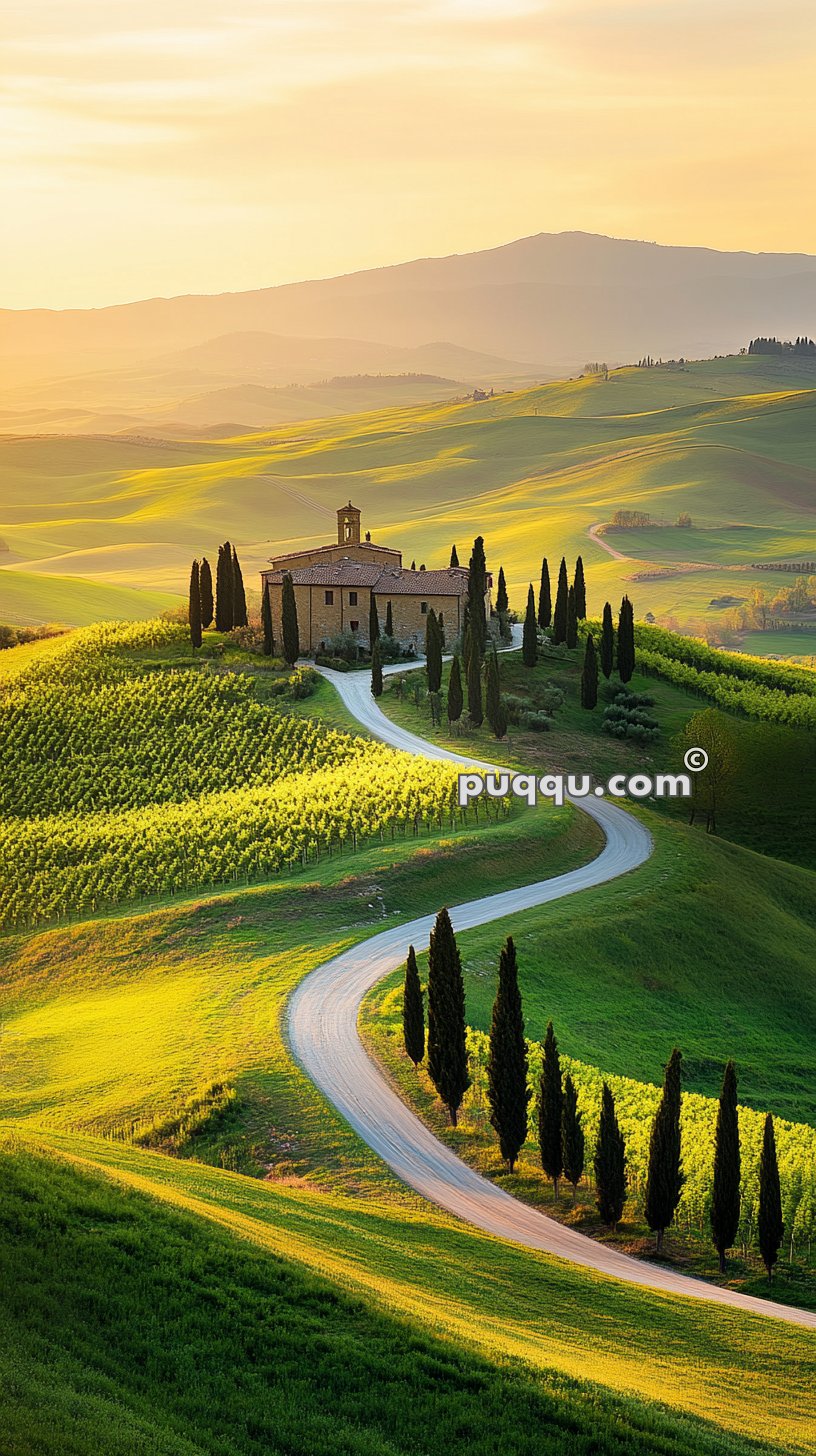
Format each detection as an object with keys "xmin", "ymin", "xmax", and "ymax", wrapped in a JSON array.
[
  {"xmin": 403, "ymin": 916, "xmax": 786, "ymax": 1281},
  {"xmin": 747, "ymin": 336, "xmax": 816, "ymax": 357}
]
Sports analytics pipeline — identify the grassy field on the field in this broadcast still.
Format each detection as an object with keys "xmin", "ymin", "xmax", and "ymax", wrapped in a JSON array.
[
  {"xmin": 3, "ymin": 355, "xmax": 816, "ymax": 632},
  {"xmin": 6, "ymin": 1137, "xmax": 815, "ymax": 1456},
  {"xmin": 0, "ymin": 564, "xmax": 176, "ymax": 626},
  {"xmin": 0, "ymin": 800, "xmax": 592, "ymax": 1185}
]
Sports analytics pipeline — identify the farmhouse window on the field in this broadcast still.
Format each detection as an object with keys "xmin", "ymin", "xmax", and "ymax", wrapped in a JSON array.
[
  {"xmin": 325, "ymin": 590, "xmax": 334, "ymax": 605},
  {"xmin": 350, "ymin": 620, "xmax": 359, "ymax": 632},
  {"xmin": 349, "ymin": 591, "xmax": 358, "ymax": 605},
  {"xmin": 420, "ymin": 601, "xmax": 428, "ymax": 614}
]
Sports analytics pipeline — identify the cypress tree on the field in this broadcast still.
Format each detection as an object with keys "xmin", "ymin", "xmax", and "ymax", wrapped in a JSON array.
[
  {"xmin": 438, "ymin": 612, "xmax": 446, "ymax": 649},
  {"xmin": 425, "ymin": 608, "xmax": 442, "ymax": 693},
  {"xmin": 467, "ymin": 536, "xmax": 488, "ymax": 659},
  {"xmin": 618, "ymin": 596, "xmax": 635, "ymax": 683},
  {"xmin": 232, "ymin": 547, "xmax": 248, "ymax": 628},
  {"xmin": 522, "ymin": 584, "xmax": 538, "ymax": 667},
  {"xmin": 537, "ymin": 558, "xmax": 552, "ymax": 630},
  {"xmin": 369, "ymin": 592, "xmax": 380, "ymax": 648},
  {"xmin": 385, "ymin": 599, "xmax": 393, "ymax": 637},
  {"xmin": 188, "ymin": 560, "xmax": 202, "ymax": 650},
  {"xmin": 402, "ymin": 945, "xmax": 424, "ymax": 1067},
  {"xmin": 600, "ymin": 601, "xmax": 615, "ymax": 678},
  {"xmin": 450, "ymin": 543, "xmax": 459, "ymax": 568},
  {"xmin": 465, "ymin": 625, "xmax": 483, "ymax": 726},
  {"xmin": 710, "ymin": 1060, "xmax": 741, "ymax": 1273},
  {"xmin": 538, "ymin": 1021, "xmax": 563, "ymax": 1197},
  {"xmin": 566, "ymin": 584, "xmax": 578, "ymax": 648},
  {"xmin": 261, "ymin": 580, "xmax": 274, "ymax": 657},
  {"xmin": 370, "ymin": 640, "xmax": 383, "ymax": 698},
  {"xmin": 580, "ymin": 633, "xmax": 598, "ymax": 709},
  {"xmin": 552, "ymin": 557, "xmax": 569, "ymax": 644},
  {"xmin": 486, "ymin": 936, "xmax": 530, "ymax": 1172},
  {"xmin": 645, "ymin": 1048, "xmax": 685, "ymax": 1253},
  {"xmin": 495, "ymin": 566, "xmax": 509, "ymax": 616},
  {"xmin": 595, "ymin": 1082, "xmax": 626, "ymax": 1228},
  {"xmin": 426, "ymin": 908, "xmax": 470, "ymax": 1125},
  {"xmin": 447, "ymin": 654, "xmax": 464, "ymax": 725},
  {"xmin": 199, "ymin": 556, "xmax": 214, "ymax": 629},
  {"xmin": 215, "ymin": 542, "xmax": 234, "ymax": 632},
  {"xmin": 573, "ymin": 555, "xmax": 587, "ymax": 618},
  {"xmin": 281, "ymin": 572, "xmax": 300, "ymax": 666},
  {"xmin": 562, "ymin": 1073, "xmax": 585, "ymax": 1202},
  {"xmin": 485, "ymin": 645, "xmax": 506, "ymax": 738},
  {"xmin": 758, "ymin": 1113, "xmax": 784, "ymax": 1282}
]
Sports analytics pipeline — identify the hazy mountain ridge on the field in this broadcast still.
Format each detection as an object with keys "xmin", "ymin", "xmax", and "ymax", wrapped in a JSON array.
[
  {"xmin": 3, "ymin": 231, "xmax": 816, "ymax": 435},
  {"xmin": 5, "ymin": 231, "xmax": 816, "ymax": 366}
]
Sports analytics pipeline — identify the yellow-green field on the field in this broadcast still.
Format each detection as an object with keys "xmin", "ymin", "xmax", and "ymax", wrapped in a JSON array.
[{"xmin": 3, "ymin": 355, "xmax": 816, "ymax": 638}]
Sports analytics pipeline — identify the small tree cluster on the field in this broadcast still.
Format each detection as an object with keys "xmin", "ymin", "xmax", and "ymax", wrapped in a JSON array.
[{"xmin": 214, "ymin": 542, "xmax": 248, "ymax": 633}]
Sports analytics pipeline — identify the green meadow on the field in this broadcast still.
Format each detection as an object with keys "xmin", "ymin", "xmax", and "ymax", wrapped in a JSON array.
[{"xmin": 3, "ymin": 355, "xmax": 816, "ymax": 640}]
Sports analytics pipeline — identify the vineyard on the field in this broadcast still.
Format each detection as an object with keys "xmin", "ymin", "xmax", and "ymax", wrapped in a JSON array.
[
  {"xmin": 468, "ymin": 1030, "xmax": 816, "ymax": 1261},
  {"xmin": 0, "ymin": 750, "xmax": 482, "ymax": 929},
  {"xmin": 632, "ymin": 625, "xmax": 816, "ymax": 730},
  {"xmin": 0, "ymin": 619, "xmax": 502, "ymax": 929},
  {"xmin": 0, "ymin": 671, "xmax": 367, "ymax": 816}
]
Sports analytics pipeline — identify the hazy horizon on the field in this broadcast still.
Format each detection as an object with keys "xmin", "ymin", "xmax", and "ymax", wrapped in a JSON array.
[{"xmin": 4, "ymin": 0, "xmax": 816, "ymax": 311}]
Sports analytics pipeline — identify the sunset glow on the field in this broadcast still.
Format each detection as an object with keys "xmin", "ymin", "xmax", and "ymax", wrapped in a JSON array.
[{"xmin": 4, "ymin": 0, "xmax": 816, "ymax": 308}]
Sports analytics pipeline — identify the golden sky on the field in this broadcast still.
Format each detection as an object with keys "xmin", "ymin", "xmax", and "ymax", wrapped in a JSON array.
[{"xmin": 3, "ymin": 0, "xmax": 815, "ymax": 309}]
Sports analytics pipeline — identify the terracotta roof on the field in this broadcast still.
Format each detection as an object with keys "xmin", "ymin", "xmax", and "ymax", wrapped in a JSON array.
[
  {"xmin": 377, "ymin": 568, "xmax": 469, "ymax": 597},
  {"xmin": 262, "ymin": 562, "xmax": 470, "ymax": 596},
  {"xmin": 263, "ymin": 561, "xmax": 384, "ymax": 587},
  {"xmin": 269, "ymin": 540, "xmax": 400, "ymax": 565}
]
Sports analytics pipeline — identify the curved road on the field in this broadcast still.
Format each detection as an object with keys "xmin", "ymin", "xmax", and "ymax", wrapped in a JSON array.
[
  {"xmin": 288, "ymin": 655, "xmax": 816, "ymax": 1329},
  {"xmin": 588, "ymin": 521, "xmax": 631, "ymax": 561}
]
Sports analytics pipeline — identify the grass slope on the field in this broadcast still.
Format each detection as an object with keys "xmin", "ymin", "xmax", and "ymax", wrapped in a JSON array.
[
  {"xmin": 0, "ymin": 566, "xmax": 176, "ymax": 627},
  {"xmin": 4, "ymin": 1141, "xmax": 810, "ymax": 1456},
  {"xmin": 0, "ymin": 809, "xmax": 593, "ymax": 1187},
  {"xmin": 7, "ymin": 1135, "xmax": 816, "ymax": 1456}
]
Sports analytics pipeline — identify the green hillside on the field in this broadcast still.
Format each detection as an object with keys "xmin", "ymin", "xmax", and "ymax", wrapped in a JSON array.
[
  {"xmin": 2, "ymin": 355, "xmax": 816, "ymax": 641},
  {"xmin": 2, "ymin": 623, "xmax": 816, "ymax": 1453}
]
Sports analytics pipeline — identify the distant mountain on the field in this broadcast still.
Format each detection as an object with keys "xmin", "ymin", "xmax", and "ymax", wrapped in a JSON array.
[{"xmin": 4, "ymin": 233, "xmax": 816, "ymax": 390}]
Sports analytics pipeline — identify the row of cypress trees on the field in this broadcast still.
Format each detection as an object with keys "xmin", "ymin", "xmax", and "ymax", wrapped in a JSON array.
[
  {"xmin": 579, "ymin": 595, "xmax": 635, "ymax": 707},
  {"xmin": 522, "ymin": 555, "xmax": 585, "ymax": 667},
  {"xmin": 402, "ymin": 929, "xmax": 786, "ymax": 1280},
  {"xmin": 187, "ymin": 545, "xmax": 247, "ymax": 648}
]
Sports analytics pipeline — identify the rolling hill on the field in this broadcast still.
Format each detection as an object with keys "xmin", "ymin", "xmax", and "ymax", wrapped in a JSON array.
[{"xmin": 2, "ymin": 355, "xmax": 815, "ymax": 638}]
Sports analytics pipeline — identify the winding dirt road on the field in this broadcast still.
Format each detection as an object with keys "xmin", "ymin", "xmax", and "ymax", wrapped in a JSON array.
[{"xmin": 288, "ymin": 655, "xmax": 816, "ymax": 1329}]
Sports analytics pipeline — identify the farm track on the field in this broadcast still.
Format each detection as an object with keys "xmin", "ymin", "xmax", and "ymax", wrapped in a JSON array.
[{"xmin": 288, "ymin": 647, "xmax": 816, "ymax": 1330}]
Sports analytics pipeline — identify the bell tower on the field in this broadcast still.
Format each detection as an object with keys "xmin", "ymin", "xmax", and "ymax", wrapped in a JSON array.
[{"xmin": 337, "ymin": 501, "xmax": 361, "ymax": 547}]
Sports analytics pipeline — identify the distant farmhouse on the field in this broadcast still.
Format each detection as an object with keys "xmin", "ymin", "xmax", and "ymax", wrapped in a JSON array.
[{"xmin": 261, "ymin": 502, "xmax": 490, "ymax": 654}]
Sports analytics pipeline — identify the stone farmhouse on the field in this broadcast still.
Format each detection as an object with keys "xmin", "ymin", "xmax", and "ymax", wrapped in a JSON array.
[{"xmin": 261, "ymin": 502, "xmax": 490, "ymax": 654}]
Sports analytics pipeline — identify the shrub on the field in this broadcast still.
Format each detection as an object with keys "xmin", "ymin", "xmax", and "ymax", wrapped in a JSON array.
[
  {"xmin": 322, "ymin": 630, "xmax": 360, "ymax": 664},
  {"xmin": 519, "ymin": 710, "xmax": 551, "ymax": 732}
]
